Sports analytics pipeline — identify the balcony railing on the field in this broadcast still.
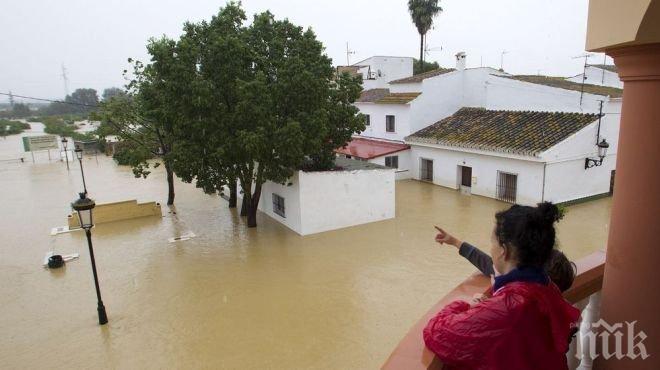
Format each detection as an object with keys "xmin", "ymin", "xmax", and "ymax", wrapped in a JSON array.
[{"xmin": 381, "ymin": 250, "xmax": 606, "ymax": 370}]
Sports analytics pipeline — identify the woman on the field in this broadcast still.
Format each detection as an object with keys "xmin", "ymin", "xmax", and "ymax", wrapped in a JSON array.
[{"xmin": 423, "ymin": 202, "xmax": 580, "ymax": 370}]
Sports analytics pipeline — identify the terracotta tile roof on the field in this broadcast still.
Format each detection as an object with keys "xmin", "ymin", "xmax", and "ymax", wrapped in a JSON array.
[
  {"xmin": 588, "ymin": 64, "xmax": 617, "ymax": 73},
  {"xmin": 406, "ymin": 107, "xmax": 600, "ymax": 155},
  {"xmin": 500, "ymin": 75, "xmax": 623, "ymax": 98},
  {"xmin": 389, "ymin": 67, "xmax": 456, "ymax": 84},
  {"xmin": 357, "ymin": 88, "xmax": 390, "ymax": 102},
  {"xmin": 335, "ymin": 137, "xmax": 410, "ymax": 160},
  {"xmin": 356, "ymin": 89, "xmax": 421, "ymax": 104},
  {"xmin": 375, "ymin": 92, "xmax": 421, "ymax": 104}
]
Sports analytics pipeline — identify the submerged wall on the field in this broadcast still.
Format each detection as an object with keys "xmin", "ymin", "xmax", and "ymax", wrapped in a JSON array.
[{"xmin": 258, "ymin": 163, "xmax": 396, "ymax": 235}]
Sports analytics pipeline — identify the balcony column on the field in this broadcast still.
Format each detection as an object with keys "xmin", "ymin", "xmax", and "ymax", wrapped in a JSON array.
[{"xmin": 595, "ymin": 43, "xmax": 660, "ymax": 369}]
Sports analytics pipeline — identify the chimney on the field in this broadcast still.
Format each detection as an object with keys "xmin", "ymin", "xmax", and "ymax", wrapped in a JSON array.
[{"xmin": 455, "ymin": 52, "xmax": 467, "ymax": 71}]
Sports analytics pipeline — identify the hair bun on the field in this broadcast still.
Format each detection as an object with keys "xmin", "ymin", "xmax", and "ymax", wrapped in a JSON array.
[{"xmin": 536, "ymin": 201, "xmax": 562, "ymax": 224}]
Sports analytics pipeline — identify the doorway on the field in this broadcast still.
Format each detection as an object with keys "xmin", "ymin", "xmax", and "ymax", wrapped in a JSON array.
[
  {"xmin": 420, "ymin": 159, "xmax": 433, "ymax": 182},
  {"xmin": 459, "ymin": 165, "xmax": 472, "ymax": 195}
]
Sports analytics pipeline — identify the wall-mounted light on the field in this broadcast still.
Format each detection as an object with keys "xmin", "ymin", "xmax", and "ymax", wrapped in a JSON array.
[{"xmin": 585, "ymin": 139, "xmax": 610, "ymax": 169}]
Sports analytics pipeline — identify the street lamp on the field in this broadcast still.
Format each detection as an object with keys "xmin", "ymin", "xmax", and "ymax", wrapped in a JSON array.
[
  {"xmin": 585, "ymin": 139, "xmax": 610, "ymax": 169},
  {"xmin": 71, "ymin": 192, "xmax": 108, "ymax": 325},
  {"xmin": 61, "ymin": 137, "xmax": 69, "ymax": 171},
  {"xmin": 74, "ymin": 145, "xmax": 88, "ymax": 194}
]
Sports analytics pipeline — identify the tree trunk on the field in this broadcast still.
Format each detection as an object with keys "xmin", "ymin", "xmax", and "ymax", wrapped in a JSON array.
[
  {"xmin": 247, "ymin": 183, "xmax": 262, "ymax": 228},
  {"xmin": 419, "ymin": 33, "xmax": 424, "ymax": 72},
  {"xmin": 165, "ymin": 162, "xmax": 175, "ymax": 205},
  {"xmin": 228, "ymin": 179, "xmax": 237, "ymax": 208},
  {"xmin": 240, "ymin": 194, "xmax": 249, "ymax": 216}
]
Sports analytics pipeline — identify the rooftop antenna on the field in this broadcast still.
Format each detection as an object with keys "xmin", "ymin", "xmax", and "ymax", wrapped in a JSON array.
[
  {"xmin": 346, "ymin": 42, "xmax": 356, "ymax": 66},
  {"xmin": 500, "ymin": 50, "xmax": 509, "ymax": 71},
  {"xmin": 573, "ymin": 53, "xmax": 594, "ymax": 106},
  {"xmin": 61, "ymin": 64, "xmax": 70, "ymax": 97}
]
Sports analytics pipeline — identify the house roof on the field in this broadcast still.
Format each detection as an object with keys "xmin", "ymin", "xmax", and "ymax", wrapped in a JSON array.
[
  {"xmin": 406, "ymin": 107, "xmax": 600, "ymax": 156},
  {"xmin": 335, "ymin": 137, "xmax": 410, "ymax": 160},
  {"xmin": 389, "ymin": 67, "xmax": 456, "ymax": 84},
  {"xmin": 588, "ymin": 64, "xmax": 618, "ymax": 73},
  {"xmin": 356, "ymin": 89, "xmax": 421, "ymax": 104},
  {"xmin": 500, "ymin": 75, "xmax": 623, "ymax": 98}
]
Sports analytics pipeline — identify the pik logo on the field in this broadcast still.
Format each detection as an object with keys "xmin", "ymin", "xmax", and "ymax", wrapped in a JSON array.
[{"xmin": 579, "ymin": 320, "xmax": 650, "ymax": 360}]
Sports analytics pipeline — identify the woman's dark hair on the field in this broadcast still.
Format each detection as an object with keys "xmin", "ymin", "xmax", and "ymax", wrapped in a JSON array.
[{"xmin": 494, "ymin": 202, "xmax": 563, "ymax": 268}]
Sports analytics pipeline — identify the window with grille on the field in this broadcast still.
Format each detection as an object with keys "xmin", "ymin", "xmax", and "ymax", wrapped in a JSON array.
[
  {"xmin": 365, "ymin": 114, "xmax": 370, "ymax": 126},
  {"xmin": 272, "ymin": 193, "xmax": 286, "ymax": 217},
  {"xmin": 496, "ymin": 172, "xmax": 517, "ymax": 203},
  {"xmin": 420, "ymin": 159, "xmax": 433, "ymax": 181},
  {"xmin": 386, "ymin": 115, "xmax": 395, "ymax": 132},
  {"xmin": 385, "ymin": 156, "xmax": 399, "ymax": 169}
]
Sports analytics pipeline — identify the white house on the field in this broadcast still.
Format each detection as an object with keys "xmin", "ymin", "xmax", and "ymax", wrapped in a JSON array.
[
  {"xmin": 566, "ymin": 64, "xmax": 623, "ymax": 88},
  {"xmin": 343, "ymin": 52, "xmax": 623, "ymax": 197},
  {"xmin": 405, "ymin": 106, "xmax": 619, "ymax": 205},
  {"xmin": 256, "ymin": 158, "xmax": 395, "ymax": 235}
]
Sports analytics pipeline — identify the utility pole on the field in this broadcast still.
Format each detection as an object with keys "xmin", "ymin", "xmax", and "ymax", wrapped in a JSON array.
[
  {"xmin": 601, "ymin": 54, "xmax": 607, "ymax": 84},
  {"xmin": 346, "ymin": 42, "xmax": 355, "ymax": 66},
  {"xmin": 8, "ymin": 91, "xmax": 14, "ymax": 107},
  {"xmin": 61, "ymin": 64, "xmax": 70, "ymax": 97}
]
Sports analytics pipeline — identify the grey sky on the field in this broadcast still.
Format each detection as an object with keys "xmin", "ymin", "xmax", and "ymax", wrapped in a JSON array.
[{"xmin": 2, "ymin": 0, "xmax": 610, "ymax": 103}]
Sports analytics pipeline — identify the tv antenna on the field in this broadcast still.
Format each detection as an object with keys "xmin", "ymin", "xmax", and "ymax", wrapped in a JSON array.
[
  {"xmin": 61, "ymin": 64, "xmax": 70, "ymax": 97},
  {"xmin": 500, "ymin": 50, "xmax": 509, "ymax": 71},
  {"xmin": 346, "ymin": 42, "xmax": 356, "ymax": 65},
  {"xmin": 573, "ymin": 53, "xmax": 595, "ymax": 106}
]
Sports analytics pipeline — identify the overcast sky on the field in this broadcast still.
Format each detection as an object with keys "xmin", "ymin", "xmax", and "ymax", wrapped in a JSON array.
[{"xmin": 1, "ymin": 0, "xmax": 611, "ymax": 103}]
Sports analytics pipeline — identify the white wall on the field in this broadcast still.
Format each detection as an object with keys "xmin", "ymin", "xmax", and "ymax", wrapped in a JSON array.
[
  {"xmin": 298, "ymin": 167, "xmax": 395, "ymax": 235},
  {"xmin": 258, "ymin": 166, "xmax": 396, "ymax": 235},
  {"xmin": 368, "ymin": 149, "xmax": 413, "ymax": 180},
  {"xmin": 410, "ymin": 143, "xmax": 546, "ymax": 205},
  {"xmin": 355, "ymin": 103, "xmax": 412, "ymax": 141},
  {"xmin": 566, "ymin": 66, "xmax": 623, "ymax": 88},
  {"xmin": 258, "ymin": 172, "xmax": 303, "ymax": 234},
  {"xmin": 485, "ymin": 75, "xmax": 605, "ymax": 113},
  {"xmin": 355, "ymin": 56, "xmax": 414, "ymax": 90}
]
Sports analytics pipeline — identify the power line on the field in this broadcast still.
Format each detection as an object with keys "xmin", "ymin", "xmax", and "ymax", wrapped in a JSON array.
[{"xmin": 0, "ymin": 92, "xmax": 98, "ymax": 107}]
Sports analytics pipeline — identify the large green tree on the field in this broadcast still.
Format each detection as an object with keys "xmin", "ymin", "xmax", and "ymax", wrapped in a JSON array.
[
  {"xmin": 167, "ymin": 3, "xmax": 364, "ymax": 228},
  {"xmin": 408, "ymin": 0, "xmax": 442, "ymax": 72}
]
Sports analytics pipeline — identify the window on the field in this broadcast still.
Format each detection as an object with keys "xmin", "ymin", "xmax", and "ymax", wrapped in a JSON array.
[
  {"xmin": 385, "ymin": 156, "xmax": 399, "ymax": 169},
  {"xmin": 496, "ymin": 172, "xmax": 517, "ymax": 203},
  {"xmin": 420, "ymin": 159, "xmax": 433, "ymax": 181},
  {"xmin": 272, "ymin": 193, "xmax": 285, "ymax": 217},
  {"xmin": 365, "ymin": 114, "xmax": 370, "ymax": 126},
  {"xmin": 386, "ymin": 115, "xmax": 395, "ymax": 132}
]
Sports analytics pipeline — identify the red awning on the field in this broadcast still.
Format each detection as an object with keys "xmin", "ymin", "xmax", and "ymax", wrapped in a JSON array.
[{"xmin": 335, "ymin": 137, "xmax": 410, "ymax": 160}]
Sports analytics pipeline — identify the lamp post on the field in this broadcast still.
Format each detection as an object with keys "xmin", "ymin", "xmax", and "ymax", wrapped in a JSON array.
[
  {"xmin": 585, "ymin": 139, "xmax": 610, "ymax": 169},
  {"xmin": 74, "ymin": 145, "xmax": 88, "ymax": 194},
  {"xmin": 61, "ymin": 137, "xmax": 69, "ymax": 171},
  {"xmin": 71, "ymin": 192, "xmax": 108, "ymax": 325}
]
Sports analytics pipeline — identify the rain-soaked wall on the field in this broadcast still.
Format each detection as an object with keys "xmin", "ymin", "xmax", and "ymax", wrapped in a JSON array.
[
  {"xmin": 259, "ymin": 167, "xmax": 396, "ymax": 235},
  {"xmin": 409, "ymin": 143, "xmax": 545, "ymax": 205}
]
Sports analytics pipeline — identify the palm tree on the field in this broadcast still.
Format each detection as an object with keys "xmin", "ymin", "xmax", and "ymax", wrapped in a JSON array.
[{"xmin": 408, "ymin": 0, "xmax": 442, "ymax": 73}]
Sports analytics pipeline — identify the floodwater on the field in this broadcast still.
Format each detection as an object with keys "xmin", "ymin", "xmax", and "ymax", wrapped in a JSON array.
[{"xmin": 0, "ymin": 124, "xmax": 611, "ymax": 369}]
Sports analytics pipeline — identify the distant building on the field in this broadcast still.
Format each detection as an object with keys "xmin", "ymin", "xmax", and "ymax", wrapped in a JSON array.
[
  {"xmin": 566, "ymin": 64, "xmax": 623, "ymax": 88},
  {"xmin": 338, "ymin": 56, "xmax": 414, "ymax": 90}
]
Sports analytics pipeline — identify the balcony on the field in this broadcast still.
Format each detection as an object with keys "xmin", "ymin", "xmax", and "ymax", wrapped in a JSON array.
[{"xmin": 381, "ymin": 250, "xmax": 606, "ymax": 370}]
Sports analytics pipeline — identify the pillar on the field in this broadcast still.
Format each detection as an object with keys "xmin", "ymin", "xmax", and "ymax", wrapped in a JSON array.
[{"xmin": 596, "ymin": 43, "xmax": 660, "ymax": 369}]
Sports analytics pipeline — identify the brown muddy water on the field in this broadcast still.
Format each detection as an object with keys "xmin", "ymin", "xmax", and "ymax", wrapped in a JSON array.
[{"xmin": 0, "ymin": 124, "xmax": 611, "ymax": 369}]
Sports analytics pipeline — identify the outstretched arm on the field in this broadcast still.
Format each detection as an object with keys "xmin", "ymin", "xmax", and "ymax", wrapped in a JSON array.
[{"xmin": 458, "ymin": 242, "xmax": 495, "ymax": 276}]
